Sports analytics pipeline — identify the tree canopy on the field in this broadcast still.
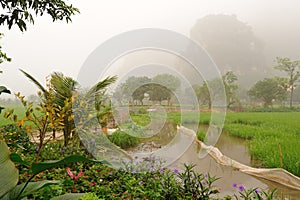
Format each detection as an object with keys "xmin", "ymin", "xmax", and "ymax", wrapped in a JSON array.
[
  {"xmin": 190, "ymin": 14, "xmax": 265, "ymax": 87},
  {"xmin": 0, "ymin": 0, "xmax": 79, "ymax": 31},
  {"xmin": 248, "ymin": 77, "xmax": 288, "ymax": 108},
  {"xmin": 114, "ymin": 74, "xmax": 181, "ymax": 106},
  {"xmin": 274, "ymin": 57, "xmax": 300, "ymax": 107}
]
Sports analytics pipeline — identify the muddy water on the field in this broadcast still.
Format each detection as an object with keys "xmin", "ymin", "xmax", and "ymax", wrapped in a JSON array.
[{"xmin": 158, "ymin": 123, "xmax": 300, "ymax": 199}]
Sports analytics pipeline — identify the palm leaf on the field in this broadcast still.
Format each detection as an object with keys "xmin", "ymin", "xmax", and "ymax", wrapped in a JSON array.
[
  {"xmin": 86, "ymin": 76, "xmax": 117, "ymax": 97},
  {"xmin": 19, "ymin": 69, "xmax": 48, "ymax": 98},
  {"xmin": 50, "ymin": 72, "xmax": 78, "ymax": 107}
]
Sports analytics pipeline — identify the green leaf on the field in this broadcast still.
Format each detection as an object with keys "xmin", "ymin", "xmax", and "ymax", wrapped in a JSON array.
[
  {"xmin": 0, "ymin": 86, "xmax": 11, "ymax": 95},
  {"xmin": 0, "ymin": 106, "xmax": 4, "ymax": 113},
  {"xmin": 51, "ymin": 193, "xmax": 85, "ymax": 200},
  {"xmin": 1, "ymin": 180, "xmax": 60, "ymax": 200},
  {"xmin": 0, "ymin": 140, "xmax": 19, "ymax": 198},
  {"xmin": 31, "ymin": 155, "xmax": 110, "ymax": 174},
  {"xmin": 10, "ymin": 153, "xmax": 30, "ymax": 168}
]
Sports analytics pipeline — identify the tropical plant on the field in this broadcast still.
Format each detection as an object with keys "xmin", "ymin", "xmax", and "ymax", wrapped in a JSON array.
[
  {"xmin": 4, "ymin": 91, "xmax": 60, "ymax": 159},
  {"xmin": 0, "ymin": 139, "xmax": 109, "ymax": 200},
  {"xmin": 19, "ymin": 70, "xmax": 116, "ymax": 145},
  {"xmin": 50, "ymin": 72, "xmax": 78, "ymax": 145}
]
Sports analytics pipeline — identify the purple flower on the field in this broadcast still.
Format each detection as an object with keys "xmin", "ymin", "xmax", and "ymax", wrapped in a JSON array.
[
  {"xmin": 159, "ymin": 169, "xmax": 164, "ymax": 173},
  {"xmin": 131, "ymin": 170, "xmax": 136, "ymax": 175},
  {"xmin": 139, "ymin": 181, "xmax": 143, "ymax": 185},
  {"xmin": 173, "ymin": 169, "xmax": 179, "ymax": 174},
  {"xmin": 61, "ymin": 147, "xmax": 65, "ymax": 153},
  {"xmin": 238, "ymin": 185, "xmax": 244, "ymax": 191},
  {"xmin": 109, "ymin": 171, "xmax": 113, "ymax": 175},
  {"xmin": 149, "ymin": 156, "xmax": 154, "ymax": 161},
  {"xmin": 148, "ymin": 164, "xmax": 153, "ymax": 169},
  {"xmin": 255, "ymin": 189, "xmax": 260, "ymax": 193},
  {"xmin": 201, "ymin": 180, "xmax": 207, "ymax": 185},
  {"xmin": 205, "ymin": 174, "xmax": 209, "ymax": 179},
  {"xmin": 232, "ymin": 183, "xmax": 237, "ymax": 188},
  {"xmin": 91, "ymin": 138, "xmax": 95, "ymax": 144}
]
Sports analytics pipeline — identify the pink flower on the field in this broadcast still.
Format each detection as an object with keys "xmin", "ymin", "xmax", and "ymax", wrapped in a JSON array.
[{"xmin": 66, "ymin": 167, "xmax": 83, "ymax": 181}]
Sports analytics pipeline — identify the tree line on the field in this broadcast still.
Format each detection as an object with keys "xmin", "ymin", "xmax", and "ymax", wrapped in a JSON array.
[{"xmin": 115, "ymin": 56, "xmax": 300, "ymax": 109}]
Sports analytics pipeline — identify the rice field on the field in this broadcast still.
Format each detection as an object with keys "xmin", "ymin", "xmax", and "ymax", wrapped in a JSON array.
[{"xmin": 168, "ymin": 111, "xmax": 300, "ymax": 176}]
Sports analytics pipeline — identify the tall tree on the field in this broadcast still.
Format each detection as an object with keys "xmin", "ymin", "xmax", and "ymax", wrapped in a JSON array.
[
  {"xmin": 146, "ymin": 83, "xmax": 172, "ymax": 105},
  {"xmin": 248, "ymin": 77, "xmax": 288, "ymax": 108},
  {"xmin": 274, "ymin": 57, "xmax": 300, "ymax": 108},
  {"xmin": 115, "ymin": 76, "xmax": 151, "ymax": 105},
  {"xmin": 152, "ymin": 74, "xmax": 181, "ymax": 106},
  {"xmin": 193, "ymin": 71, "xmax": 238, "ymax": 109},
  {"xmin": 190, "ymin": 14, "xmax": 265, "ymax": 87},
  {"xmin": 222, "ymin": 71, "xmax": 239, "ymax": 108}
]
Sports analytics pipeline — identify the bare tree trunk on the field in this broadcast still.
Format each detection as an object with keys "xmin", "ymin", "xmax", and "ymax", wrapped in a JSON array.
[
  {"xmin": 290, "ymin": 86, "xmax": 294, "ymax": 108},
  {"xmin": 52, "ymin": 129, "xmax": 56, "ymax": 139}
]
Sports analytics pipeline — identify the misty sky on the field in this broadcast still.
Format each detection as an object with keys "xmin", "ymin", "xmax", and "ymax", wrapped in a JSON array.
[{"xmin": 1, "ymin": 0, "xmax": 300, "ymax": 96}]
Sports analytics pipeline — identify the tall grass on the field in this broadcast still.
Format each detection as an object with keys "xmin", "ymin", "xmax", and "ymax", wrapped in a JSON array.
[{"xmin": 167, "ymin": 111, "xmax": 300, "ymax": 176}]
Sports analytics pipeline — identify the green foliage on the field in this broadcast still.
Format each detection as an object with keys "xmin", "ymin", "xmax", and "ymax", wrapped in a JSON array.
[
  {"xmin": 0, "ymin": 124, "xmax": 35, "ymax": 154},
  {"xmin": 193, "ymin": 72, "xmax": 232, "ymax": 109},
  {"xmin": 138, "ymin": 106, "xmax": 148, "ymax": 114},
  {"xmin": 109, "ymin": 130, "xmax": 139, "ymax": 149},
  {"xmin": 0, "ymin": 33, "xmax": 12, "ymax": 64},
  {"xmin": 178, "ymin": 164, "xmax": 219, "ymax": 199},
  {"xmin": 274, "ymin": 57, "xmax": 300, "ymax": 108},
  {"xmin": 197, "ymin": 131, "xmax": 206, "ymax": 141},
  {"xmin": 0, "ymin": 0, "xmax": 79, "ymax": 31},
  {"xmin": 114, "ymin": 74, "xmax": 180, "ymax": 106},
  {"xmin": 0, "ymin": 69, "xmax": 11, "ymax": 114},
  {"xmin": 130, "ymin": 113, "xmax": 151, "ymax": 126},
  {"xmin": 223, "ymin": 71, "xmax": 239, "ymax": 108},
  {"xmin": 224, "ymin": 112, "xmax": 300, "ymax": 176},
  {"xmin": 167, "ymin": 111, "xmax": 300, "ymax": 176},
  {"xmin": 0, "ymin": 139, "xmax": 109, "ymax": 200},
  {"xmin": 0, "ymin": 140, "xmax": 19, "ymax": 198},
  {"xmin": 248, "ymin": 77, "xmax": 288, "ymax": 108},
  {"xmin": 79, "ymin": 193, "xmax": 99, "ymax": 200}
]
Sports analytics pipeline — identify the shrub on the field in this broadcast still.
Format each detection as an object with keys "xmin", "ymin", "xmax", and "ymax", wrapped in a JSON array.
[
  {"xmin": 79, "ymin": 193, "xmax": 99, "ymax": 200},
  {"xmin": 0, "ymin": 123, "xmax": 35, "ymax": 153},
  {"xmin": 109, "ymin": 130, "xmax": 139, "ymax": 149},
  {"xmin": 197, "ymin": 131, "xmax": 206, "ymax": 141}
]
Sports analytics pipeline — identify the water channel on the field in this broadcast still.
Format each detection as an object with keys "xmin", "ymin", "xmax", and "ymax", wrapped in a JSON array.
[{"xmin": 129, "ymin": 122, "xmax": 300, "ymax": 199}]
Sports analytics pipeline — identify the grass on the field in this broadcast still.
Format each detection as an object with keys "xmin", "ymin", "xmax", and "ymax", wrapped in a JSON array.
[
  {"xmin": 2, "ymin": 104, "xmax": 300, "ymax": 176},
  {"xmin": 168, "ymin": 111, "xmax": 300, "ymax": 176},
  {"xmin": 0, "ymin": 105, "xmax": 26, "ymax": 126}
]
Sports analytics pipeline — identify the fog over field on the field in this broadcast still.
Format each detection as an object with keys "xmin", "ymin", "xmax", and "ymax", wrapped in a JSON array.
[{"xmin": 1, "ymin": 0, "xmax": 300, "ymax": 96}]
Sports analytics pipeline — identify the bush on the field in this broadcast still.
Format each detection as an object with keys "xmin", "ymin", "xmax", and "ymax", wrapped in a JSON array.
[
  {"xmin": 79, "ymin": 193, "xmax": 100, "ymax": 200},
  {"xmin": 0, "ymin": 123, "xmax": 35, "ymax": 153},
  {"xmin": 109, "ymin": 130, "xmax": 139, "ymax": 149},
  {"xmin": 197, "ymin": 131, "xmax": 206, "ymax": 141},
  {"xmin": 138, "ymin": 107, "xmax": 148, "ymax": 114}
]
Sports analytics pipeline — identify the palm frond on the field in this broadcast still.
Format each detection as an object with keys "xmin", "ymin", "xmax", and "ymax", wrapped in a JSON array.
[
  {"xmin": 86, "ymin": 76, "xmax": 117, "ymax": 97},
  {"xmin": 50, "ymin": 72, "xmax": 78, "ymax": 106},
  {"xmin": 19, "ymin": 69, "xmax": 48, "ymax": 97}
]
